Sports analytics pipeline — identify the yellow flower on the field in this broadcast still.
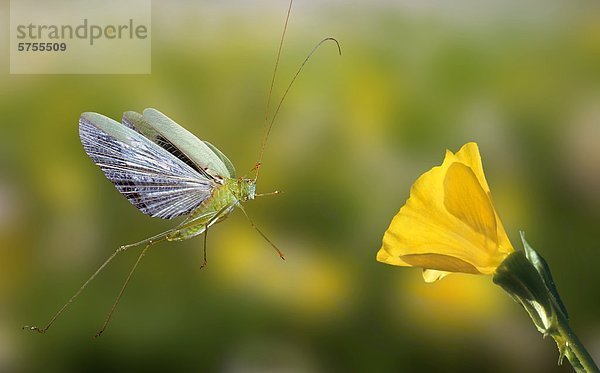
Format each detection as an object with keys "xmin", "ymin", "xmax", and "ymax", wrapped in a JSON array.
[{"xmin": 377, "ymin": 142, "xmax": 514, "ymax": 282}]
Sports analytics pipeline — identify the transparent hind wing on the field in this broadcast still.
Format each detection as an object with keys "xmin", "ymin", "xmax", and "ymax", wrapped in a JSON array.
[{"xmin": 79, "ymin": 112, "xmax": 215, "ymax": 219}]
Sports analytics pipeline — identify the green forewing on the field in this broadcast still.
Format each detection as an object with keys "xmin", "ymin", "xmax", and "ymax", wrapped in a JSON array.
[
  {"xmin": 122, "ymin": 111, "xmax": 160, "ymax": 140},
  {"xmin": 84, "ymin": 112, "xmax": 141, "ymax": 145},
  {"xmin": 202, "ymin": 141, "xmax": 236, "ymax": 178},
  {"xmin": 137, "ymin": 108, "xmax": 233, "ymax": 178},
  {"xmin": 123, "ymin": 111, "xmax": 199, "ymax": 174}
]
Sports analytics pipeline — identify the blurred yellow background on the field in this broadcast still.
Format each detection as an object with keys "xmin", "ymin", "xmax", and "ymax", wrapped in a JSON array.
[{"xmin": 1, "ymin": 1, "xmax": 599, "ymax": 372}]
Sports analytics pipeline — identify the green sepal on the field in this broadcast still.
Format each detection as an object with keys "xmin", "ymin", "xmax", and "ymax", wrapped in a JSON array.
[
  {"xmin": 492, "ymin": 232, "xmax": 600, "ymax": 372},
  {"xmin": 493, "ymin": 240, "xmax": 556, "ymax": 335},
  {"xmin": 493, "ymin": 232, "xmax": 568, "ymax": 363},
  {"xmin": 519, "ymin": 231, "xmax": 569, "ymax": 320}
]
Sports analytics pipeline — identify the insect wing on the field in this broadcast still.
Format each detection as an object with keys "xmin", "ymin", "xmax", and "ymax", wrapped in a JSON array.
[
  {"xmin": 202, "ymin": 140, "xmax": 236, "ymax": 178},
  {"xmin": 79, "ymin": 112, "xmax": 214, "ymax": 219},
  {"xmin": 122, "ymin": 110, "xmax": 204, "ymax": 175},
  {"xmin": 122, "ymin": 110, "xmax": 236, "ymax": 178},
  {"xmin": 140, "ymin": 108, "xmax": 233, "ymax": 178}
]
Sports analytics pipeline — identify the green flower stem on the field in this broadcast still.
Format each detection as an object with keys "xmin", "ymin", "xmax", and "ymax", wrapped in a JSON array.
[
  {"xmin": 493, "ymin": 232, "xmax": 599, "ymax": 373},
  {"xmin": 554, "ymin": 305, "xmax": 599, "ymax": 372}
]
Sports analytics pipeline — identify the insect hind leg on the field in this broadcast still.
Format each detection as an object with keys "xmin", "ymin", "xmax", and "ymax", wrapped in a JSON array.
[
  {"xmin": 94, "ymin": 240, "xmax": 155, "ymax": 338},
  {"xmin": 93, "ymin": 229, "xmax": 181, "ymax": 336},
  {"xmin": 120, "ymin": 229, "xmax": 174, "ymax": 250},
  {"xmin": 22, "ymin": 229, "xmax": 173, "ymax": 335}
]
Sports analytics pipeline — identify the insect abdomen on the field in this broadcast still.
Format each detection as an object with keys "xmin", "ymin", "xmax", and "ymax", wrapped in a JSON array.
[{"xmin": 166, "ymin": 183, "xmax": 237, "ymax": 241}]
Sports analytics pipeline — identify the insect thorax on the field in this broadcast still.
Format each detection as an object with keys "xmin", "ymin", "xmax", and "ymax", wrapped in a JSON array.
[{"xmin": 225, "ymin": 177, "xmax": 256, "ymax": 202}]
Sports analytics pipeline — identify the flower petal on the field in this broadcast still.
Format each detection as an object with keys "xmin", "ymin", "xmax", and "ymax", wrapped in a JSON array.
[
  {"xmin": 453, "ymin": 143, "xmax": 491, "ymax": 193},
  {"xmin": 443, "ymin": 162, "xmax": 498, "ymax": 246},
  {"xmin": 453, "ymin": 143, "xmax": 514, "ymax": 260},
  {"xmin": 377, "ymin": 246, "xmax": 410, "ymax": 266},
  {"xmin": 422, "ymin": 269, "xmax": 450, "ymax": 283},
  {"xmin": 400, "ymin": 253, "xmax": 479, "ymax": 274},
  {"xmin": 378, "ymin": 143, "xmax": 512, "ymax": 277}
]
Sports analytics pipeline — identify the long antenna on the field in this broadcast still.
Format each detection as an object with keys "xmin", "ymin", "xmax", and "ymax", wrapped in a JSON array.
[
  {"xmin": 263, "ymin": 0, "xmax": 293, "ymax": 135},
  {"xmin": 256, "ymin": 0, "xmax": 294, "ymax": 183},
  {"xmin": 255, "ymin": 1, "xmax": 342, "ymax": 182}
]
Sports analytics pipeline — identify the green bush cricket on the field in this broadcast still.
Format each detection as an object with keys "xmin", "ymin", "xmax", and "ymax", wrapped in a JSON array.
[{"xmin": 24, "ymin": 0, "xmax": 341, "ymax": 337}]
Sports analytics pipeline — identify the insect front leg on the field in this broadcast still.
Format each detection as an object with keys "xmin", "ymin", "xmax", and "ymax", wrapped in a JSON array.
[
  {"xmin": 237, "ymin": 204, "xmax": 285, "ymax": 260},
  {"xmin": 255, "ymin": 190, "xmax": 283, "ymax": 198}
]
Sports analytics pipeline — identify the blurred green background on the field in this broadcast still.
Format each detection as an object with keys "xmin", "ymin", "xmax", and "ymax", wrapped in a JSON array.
[{"xmin": 1, "ymin": 1, "xmax": 599, "ymax": 372}]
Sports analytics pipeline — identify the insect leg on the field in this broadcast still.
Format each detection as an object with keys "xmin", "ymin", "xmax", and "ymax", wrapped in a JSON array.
[
  {"xmin": 121, "ymin": 229, "xmax": 174, "ymax": 250},
  {"xmin": 22, "ymin": 234, "xmax": 164, "ymax": 334},
  {"xmin": 200, "ymin": 226, "xmax": 208, "ymax": 269},
  {"xmin": 237, "ymin": 204, "xmax": 285, "ymax": 260},
  {"xmin": 255, "ymin": 190, "xmax": 282, "ymax": 198},
  {"xmin": 196, "ymin": 204, "xmax": 237, "ymax": 269},
  {"xmin": 94, "ymin": 240, "xmax": 156, "ymax": 338}
]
